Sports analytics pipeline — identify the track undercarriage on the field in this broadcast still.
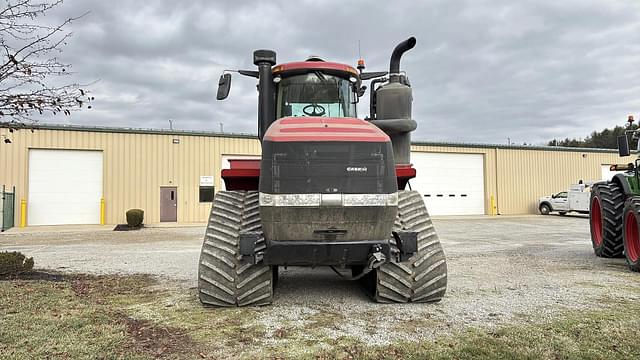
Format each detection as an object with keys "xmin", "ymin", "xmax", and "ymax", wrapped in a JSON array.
[{"xmin": 198, "ymin": 190, "xmax": 448, "ymax": 306}]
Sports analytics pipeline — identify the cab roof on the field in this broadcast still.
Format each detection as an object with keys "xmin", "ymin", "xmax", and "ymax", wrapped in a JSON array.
[{"xmin": 272, "ymin": 61, "xmax": 359, "ymax": 77}]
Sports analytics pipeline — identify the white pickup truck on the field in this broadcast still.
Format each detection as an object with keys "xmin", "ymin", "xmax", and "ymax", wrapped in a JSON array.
[{"xmin": 538, "ymin": 183, "xmax": 591, "ymax": 215}]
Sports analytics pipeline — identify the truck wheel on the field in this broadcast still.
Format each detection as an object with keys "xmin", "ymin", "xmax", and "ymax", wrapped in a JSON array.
[
  {"xmin": 590, "ymin": 183, "xmax": 625, "ymax": 258},
  {"xmin": 539, "ymin": 204, "xmax": 551, "ymax": 215},
  {"xmin": 374, "ymin": 191, "xmax": 448, "ymax": 303},
  {"xmin": 623, "ymin": 198, "xmax": 640, "ymax": 272},
  {"xmin": 198, "ymin": 191, "xmax": 273, "ymax": 307}
]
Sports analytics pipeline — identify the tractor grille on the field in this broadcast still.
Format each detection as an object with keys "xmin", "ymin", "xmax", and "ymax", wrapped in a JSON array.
[{"xmin": 259, "ymin": 141, "xmax": 396, "ymax": 194}]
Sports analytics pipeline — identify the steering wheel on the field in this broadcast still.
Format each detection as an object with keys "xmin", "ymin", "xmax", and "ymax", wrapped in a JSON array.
[{"xmin": 303, "ymin": 104, "xmax": 326, "ymax": 117}]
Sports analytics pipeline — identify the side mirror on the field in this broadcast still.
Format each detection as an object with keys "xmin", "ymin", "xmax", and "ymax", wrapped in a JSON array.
[
  {"xmin": 618, "ymin": 134, "xmax": 630, "ymax": 157},
  {"xmin": 551, "ymin": 194, "xmax": 556, "ymax": 199},
  {"xmin": 216, "ymin": 73, "xmax": 232, "ymax": 100}
]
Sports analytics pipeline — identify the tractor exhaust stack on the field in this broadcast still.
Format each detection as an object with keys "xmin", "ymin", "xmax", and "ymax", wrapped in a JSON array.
[
  {"xmin": 370, "ymin": 37, "xmax": 418, "ymax": 165},
  {"xmin": 389, "ymin": 37, "xmax": 416, "ymax": 83},
  {"xmin": 254, "ymin": 50, "xmax": 277, "ymax": 139}
]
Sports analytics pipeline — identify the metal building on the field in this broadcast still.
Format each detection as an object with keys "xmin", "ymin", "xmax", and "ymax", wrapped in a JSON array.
[{"xmin": 0, "ymin": 123, "xmax": 629, "ymax": 226}]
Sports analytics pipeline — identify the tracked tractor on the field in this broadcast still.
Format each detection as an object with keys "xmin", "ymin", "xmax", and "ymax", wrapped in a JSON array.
[
  {"xmin": 198, "ymin": 37, "xmax": 448, "ymax": 306},
  {"xmin": 589, "ymin": 115, "xmax": 640, "ymax": 272}
]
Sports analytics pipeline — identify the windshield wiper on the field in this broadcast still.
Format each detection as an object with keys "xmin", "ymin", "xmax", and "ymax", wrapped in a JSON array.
[{"xmin": 313, "ymin": 71, "xmax": 327, "ymax": 82}]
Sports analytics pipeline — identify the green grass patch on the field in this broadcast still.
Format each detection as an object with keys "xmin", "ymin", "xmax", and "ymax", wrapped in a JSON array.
[
  {"xmin": 1, "ymin": 272, "xmax": 640, "ymax": 359},
  {"xmin": 311, "ymin": 303, "xmax": 640, "ymax": 360}
]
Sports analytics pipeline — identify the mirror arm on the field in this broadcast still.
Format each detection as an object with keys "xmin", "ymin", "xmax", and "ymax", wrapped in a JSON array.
[
  {"xmin": 238, "ymin": 70, "xmax": 259, "ymax": 78},
  {"xmin": 222, "ymin": 69, "xmax": 260, "ymax": 78},
  {"xmin": 360, "ymin": 71, "xmax": 389, "ymax": 80}
]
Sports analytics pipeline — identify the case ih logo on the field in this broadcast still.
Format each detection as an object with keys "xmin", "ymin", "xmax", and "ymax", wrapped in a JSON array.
[{"xmin": 346, "ymin": 166, "xmax": 367, "ymax": 172}]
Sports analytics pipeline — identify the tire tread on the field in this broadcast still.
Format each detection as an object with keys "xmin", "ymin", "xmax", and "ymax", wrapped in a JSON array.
[
  {"xmin": 198, "ymin": 191, "xmax": 273, "ymax": 307},
  {"xmin": 374, "ymin": 191, "xmax": 448, "ymax": 303}
]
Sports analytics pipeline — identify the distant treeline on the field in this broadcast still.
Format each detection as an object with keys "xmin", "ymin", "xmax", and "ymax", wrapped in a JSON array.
[{"xmin": 548, "ymin": 124, "xmax": 639, "ymax": 149}]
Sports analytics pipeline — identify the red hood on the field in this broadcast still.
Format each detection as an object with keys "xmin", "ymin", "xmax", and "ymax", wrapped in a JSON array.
[{"xmin": 263, "ymin": 117, "xmax": 390, "ymax": 143}]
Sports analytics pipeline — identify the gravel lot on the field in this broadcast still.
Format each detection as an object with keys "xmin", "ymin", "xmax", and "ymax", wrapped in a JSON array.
[{"xmin": 2, "ymin": 215, "xmax": 639, "ymax": 345}]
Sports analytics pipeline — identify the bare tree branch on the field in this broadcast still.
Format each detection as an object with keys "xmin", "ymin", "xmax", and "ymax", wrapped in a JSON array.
[{"xmin": 0, "ymin": 0, "xmax": 92, "ymax": 131}]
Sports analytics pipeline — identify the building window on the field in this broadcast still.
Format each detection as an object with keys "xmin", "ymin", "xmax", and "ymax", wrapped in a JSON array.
[{"xmin": 199, "ymin": 186, "xmax": 214, "ymax": 202}]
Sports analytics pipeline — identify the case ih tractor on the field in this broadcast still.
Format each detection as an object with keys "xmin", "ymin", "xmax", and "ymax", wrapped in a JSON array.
[
  {"xmin": 198, "ymin": 37, "xmax": 448, "ymax": 306},
  {"xmin": 589, "ymin": 116, "xmax": 640, "ymax": 272}
]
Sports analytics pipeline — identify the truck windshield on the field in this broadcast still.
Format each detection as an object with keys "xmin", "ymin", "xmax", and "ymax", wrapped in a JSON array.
[{"xmin": 275, "ymin": 72, "xmax": 356, "ymax": 119}]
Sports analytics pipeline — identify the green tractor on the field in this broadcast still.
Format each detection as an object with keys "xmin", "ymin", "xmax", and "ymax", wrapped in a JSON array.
[{"xmin": 589, "ymin": 116, "xmax": 640, "ymax": 271}]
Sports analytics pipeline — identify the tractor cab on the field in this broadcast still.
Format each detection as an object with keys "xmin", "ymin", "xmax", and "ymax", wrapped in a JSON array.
[{"xmin": 271, "ymin": 60, "xmax": 360, "ymax": 120}]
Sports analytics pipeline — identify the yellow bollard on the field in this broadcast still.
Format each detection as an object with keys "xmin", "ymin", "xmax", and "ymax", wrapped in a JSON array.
[
  {"xmin": 100, "ymin": 198, "xmax": 105, "ymax": 225},
  {"xmin": 20, "ymin": 199, "xmax": 26, "ymax": 227}
]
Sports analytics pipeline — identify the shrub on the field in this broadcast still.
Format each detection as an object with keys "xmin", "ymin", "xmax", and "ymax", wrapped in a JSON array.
[
  {"xmin": 0, "ymin": 251, "xmax": 34, "ymax": 275},
  {"xmin": 126, "ymin": 209, "xmax": 144, "ymax": 228}
]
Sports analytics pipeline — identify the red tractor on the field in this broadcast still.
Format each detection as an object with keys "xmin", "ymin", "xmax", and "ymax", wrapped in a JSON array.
[{"xmin": 198, "ymin": 37, "xmax": 448, "ymax": 306}]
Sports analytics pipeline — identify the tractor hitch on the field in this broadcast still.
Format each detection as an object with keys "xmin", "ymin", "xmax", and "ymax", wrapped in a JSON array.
[{"xmin": 393, "ymin": 231, "xmax": 418, "ymax": 262}]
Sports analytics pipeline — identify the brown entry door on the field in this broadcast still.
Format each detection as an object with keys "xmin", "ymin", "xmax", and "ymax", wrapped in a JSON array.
[{"xmin": 160, "ymin": 187, "xmax": 177, "ymax": 222}]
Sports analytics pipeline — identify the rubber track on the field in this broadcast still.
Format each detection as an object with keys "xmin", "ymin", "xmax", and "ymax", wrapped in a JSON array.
[
  {"xmin": 198, "ymin": 191, "xmax": 272, "ymax": 307},
  {"xmin": 374, "ymin": 190, "xmax": 448, "ymax": 303},
  {"xmin": 590, "ymin": 182, "xmax": 624, "ymax": 258}
]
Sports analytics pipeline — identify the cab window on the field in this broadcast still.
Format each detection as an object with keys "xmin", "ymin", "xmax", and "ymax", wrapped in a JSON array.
[
  {"xmin": 554, "ymin": 192, "xmax": 568, "ymax": 198},
  {"xmin": 275, "ymin": 72, "xmax": 356, "ymax": 119}
]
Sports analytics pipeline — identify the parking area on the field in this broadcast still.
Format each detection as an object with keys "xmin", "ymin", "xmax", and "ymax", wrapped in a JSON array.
[{"xmin": 2, "ymin": 214, "xmax": 639, "ymax": 346}]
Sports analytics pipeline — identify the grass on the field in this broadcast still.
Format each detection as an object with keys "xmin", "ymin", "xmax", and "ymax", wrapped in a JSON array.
[{"xmin": 1, "ymin": 272, "xmax": 639, "ymax": 359}]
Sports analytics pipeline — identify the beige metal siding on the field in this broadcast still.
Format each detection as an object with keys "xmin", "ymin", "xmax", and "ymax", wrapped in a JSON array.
[
  {"xmin": 0, "ymin": 127, "xmax": 260, "ymax": 224},
  {"xmin": 411, "ymin": 144, "xmax": 627, "ymax": 215},
  {"xmin": 0, "ymin": 125, "xmax": 631, "ymax": 225},
  {"xmin": 495, "ymin": 148, "xmax": 630, "ymax": 214}
]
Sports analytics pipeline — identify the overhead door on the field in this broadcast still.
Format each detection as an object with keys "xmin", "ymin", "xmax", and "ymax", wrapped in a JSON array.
[
  {"xmin": 28, "ymin": 149, "xmax": 103, "ymax": 225},
  {"xmin": 410, "ymin": 152, "xmax": 485, "ymax": 215}
]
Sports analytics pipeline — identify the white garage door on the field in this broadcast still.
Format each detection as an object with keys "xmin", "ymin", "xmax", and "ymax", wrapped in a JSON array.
[
  {"xmin": 28, "ymin": 149, "xmax": 103, "ymax": 225},
  {"xmin": 410, "ymin": 152, "xmax": 485, "ymax": 216}
]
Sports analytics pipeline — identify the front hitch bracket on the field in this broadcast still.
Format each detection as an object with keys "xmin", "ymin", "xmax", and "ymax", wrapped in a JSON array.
[
  {"xmin": 392, "ymin": 231, "xmax": 418, "ymax": 262},
  {"xmin": 239, "ymin": 231, "xmax": 262, "ymax": 263}
]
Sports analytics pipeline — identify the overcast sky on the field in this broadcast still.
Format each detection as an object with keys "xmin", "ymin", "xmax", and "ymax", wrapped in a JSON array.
[{"xmin": 37, "ymin": 0, "xmax": 640, "ymax": 144}]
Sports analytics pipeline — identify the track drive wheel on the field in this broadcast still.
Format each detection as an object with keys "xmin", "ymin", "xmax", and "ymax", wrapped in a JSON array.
[
  {"xmin": 198, "ymin": 191, "xmax": 273, "ymax": 307},
  {"xmin": 623, "ymin": 198, "xmax": 640, "ymax": 272},
  {"xmin": 590, "ymin": 182, "xmax": 625, "ymax": 258},
  {"xmin": 374, "ymin": 190, "xmax": 448, "ymax": 303}
]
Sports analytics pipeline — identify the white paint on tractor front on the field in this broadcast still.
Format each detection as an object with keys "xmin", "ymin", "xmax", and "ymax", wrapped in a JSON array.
[
  {"xmin": 28, "ymin": 149, "xmax": 103, "ymax": 225},
  {"xmin": 601, "ymin": 164, "xmax": 624, "ymax": 181},
  {"xmin": 410, "ymin": 152, "xmax": 485, "ymax": 215}
]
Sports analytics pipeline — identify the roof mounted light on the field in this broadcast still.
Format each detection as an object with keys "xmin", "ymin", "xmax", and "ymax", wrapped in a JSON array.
[
  {"xmin": 306, "ymin": 55, "xmax": 325, "ymax": 62},
  {"xmin": 273, "ymin": 76, "xmax": 281, "ymax": 84},
  {"xmin": 349, "ymin": 76, "xmax": 357, "ymax": 83}
]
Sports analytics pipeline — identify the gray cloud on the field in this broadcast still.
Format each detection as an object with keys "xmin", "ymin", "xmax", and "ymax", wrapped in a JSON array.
[{"xmin": 33, "ymin": 0, "xmax": 640, "ymax": 144}]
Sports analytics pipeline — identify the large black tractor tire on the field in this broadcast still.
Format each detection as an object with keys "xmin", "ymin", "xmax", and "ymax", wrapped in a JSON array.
[
  {"xmin": 590, "ymin": 183, "xmax": 625, "ymax": 258},
  {"xmin": 198, "ymin": 191, "xmax": 273, "ymax": 307},
  {"xmin": 374, "ymin": 191, "xmax": 448, "ymax": 303},
  {"xmin": 622, "ymin": 198, "xmax": 640, "ymax": 272}
]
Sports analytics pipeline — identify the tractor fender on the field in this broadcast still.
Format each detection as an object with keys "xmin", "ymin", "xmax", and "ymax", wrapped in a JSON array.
[{"xmin": 611, "ymin": 174, "xmax": 633, "ymax": 196}]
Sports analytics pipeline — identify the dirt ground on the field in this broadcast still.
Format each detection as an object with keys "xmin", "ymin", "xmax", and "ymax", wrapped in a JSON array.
[{"xmin": 2, "ymin": 214, "xmax": 639, "ymax": 348}]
